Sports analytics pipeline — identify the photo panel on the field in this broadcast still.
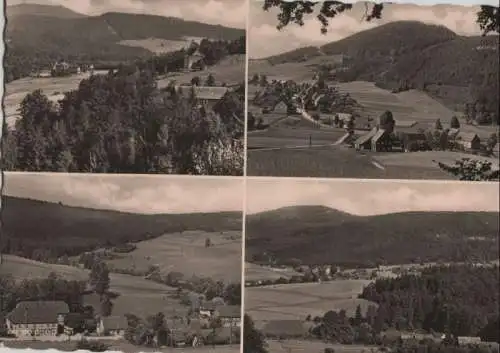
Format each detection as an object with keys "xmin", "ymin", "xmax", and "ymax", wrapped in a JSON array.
[
  {"xmin": 246, "ymin": 0, "xmax": 499, "ymax": 181},
  {"xmin": 0, "ymin": 172, "xmax": 243, "ymax": 351},
  {"xmin": 243, "ymin": 177, "xmax": 500, "ymax": 352},
  {"xmin": 2, "ymin": 0, "xmax": 246, "ymax": 176}
]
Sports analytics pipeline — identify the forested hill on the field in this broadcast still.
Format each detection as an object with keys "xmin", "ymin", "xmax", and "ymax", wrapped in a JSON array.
[
  {"xmin": 5, "ymin": 4, "xmax": 245, "ymax": 81},
  {"xmin": 246, "ymin": 205, "xmax": 500, "ymax": 267}
]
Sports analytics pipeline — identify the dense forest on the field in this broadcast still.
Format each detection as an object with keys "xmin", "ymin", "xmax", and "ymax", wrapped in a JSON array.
[
  {"xmin": 246, "ymin": 206, "xmax": 499, "ymax": 267},
  {"xmin": 0, "ymin": 196, "xmax": 242, "ymax": 262}
]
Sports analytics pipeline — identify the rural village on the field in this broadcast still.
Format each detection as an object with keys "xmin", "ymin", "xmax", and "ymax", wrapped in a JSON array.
[{"xmin": 243, "ymin": 179, "xmax": 500, "ymax": 353}]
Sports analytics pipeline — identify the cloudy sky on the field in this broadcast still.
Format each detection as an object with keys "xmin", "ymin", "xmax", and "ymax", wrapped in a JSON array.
[
  {"xmin": 6, "ymin": 0, "xmax": 246, "ymax": 28},
  {"xmin": 2, "ymin": 172, "xmax": 244, "ymax": 214},
  {"xmin": 249, "ymin": 1, "xmax": 496, "ymax": 58},
  {"xmin": 246, "ymin": 177, "xmax": 499, "ymax": 215}
]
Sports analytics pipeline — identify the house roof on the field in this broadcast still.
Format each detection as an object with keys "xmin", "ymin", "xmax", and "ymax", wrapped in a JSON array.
[
  {"xmin": 200, "ymin": 302, "xmax": 217, "ymax": 311},
  {"xmin": 395, "ymin": 120, "xmax": 417, "ymax": 128},
  {"xmin": 82, "ymin": 293, "xmax": 101, "ymax": 309},
  {"xmin": 177, "ymin": 86, "xmax": 228, "ymax": 101},
  {"xmin": 8, "ymin": 301, "xmax": 69, "ymax": 324},
  {"xmin": 457, "ymin": 132, "xmax": 480, "ymax": 142},
  {"xmin": 262, "ymin": 320, "xmax": 306, "ymax": 337},
  {"xmin": 355, "ymin": 127, "xmax": 378, "ymax": 145},
  {"xmin": 372, "ymin": 128, "xmax": 388, "ymax": 143},
  {"xmin": 216, "ymin": 305, "xmax": 241, "ymax": 318},
  {"xmin": 448, "ymin": 128, "xmax": 460, "ymax": 137}
]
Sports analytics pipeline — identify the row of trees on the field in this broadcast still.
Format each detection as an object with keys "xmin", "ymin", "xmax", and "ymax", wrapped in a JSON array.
[{"xmin": 2, "ymin": 66, "xmax": 244, "ymax": 174}]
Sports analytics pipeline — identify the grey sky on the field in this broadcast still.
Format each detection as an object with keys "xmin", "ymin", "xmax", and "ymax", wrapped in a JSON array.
[
  {"xmin": 246, "ymin": 177, "xmax": 500, "ymax": 215},
  {"xmin": 249, "ymin": 1, "xmax": 491, "ymax": 58},
  {"xmin": 6, "ymin": 0, "xmax": 246, "ymax": 28},
  {"xmin": 2, "ymin": 172, "xmax": 244, "ymax": 214}
]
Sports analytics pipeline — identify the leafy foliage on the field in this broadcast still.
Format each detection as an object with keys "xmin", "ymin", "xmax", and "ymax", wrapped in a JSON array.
[
  {"xmin": 243, "ymin": 314, "xmax": 268, "ymax": 353},
  {"xmin": 437, "ymin": 158, "xmax": 500, "ymax": 181}
]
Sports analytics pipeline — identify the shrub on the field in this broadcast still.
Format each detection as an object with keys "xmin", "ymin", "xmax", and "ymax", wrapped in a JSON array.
[{"xmin": 75, "ymin": 339, "xmax": 110, "ymax": 352}]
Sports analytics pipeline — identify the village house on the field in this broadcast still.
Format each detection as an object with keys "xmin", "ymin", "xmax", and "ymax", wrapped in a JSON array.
[
  {"xmin": 199, "ymin": 302, "xmax": 217, "ymax": 319},
  {"xmin": 176, "ymin": 85, "xmax": 229, "ymax": 110},
  {"xmin": 214, "ymin": 305, "xmax": 241, "ymax": 328},
  {"xmin": 454, "ymin": 132, "xmax": 481, "ymax": 151},
  {"xmin": 96, "ymin": 316, "xmax": 128, "ymax": 336},
  {"xmin": 6, "ymin": 301, "xmax": 69, "ymax": 337},
  {"xmin": 355, "ymin": 127, "xmax": 378, "ymax": 150},
  {"xmin": 184, "ymin": 48, "xmax": 204, "ymax": 72},
  {"xmin": 371, "ymin": 129, "xmax": 392, "ymax": 152}
]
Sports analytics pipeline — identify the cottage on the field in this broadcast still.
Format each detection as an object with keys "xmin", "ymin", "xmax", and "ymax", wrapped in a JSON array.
[
  {"xmin": 399, "ymin": 131, "xmax": 428, "ymax": 152},
  {"xmin": 6, "ymin": 301, "xmax": 69, "ymax": 337},
  {"xmin": 184, "ymin": 49, "xmax": 204, "ymax": 71},
  {"xmin": 177, "ymin": 86, "xmax": 229, "ymax": 109},
  {"xmin": 455, "ymin": 132, "xmax": 481, "ymax": 151},
  {"xmin": 199, "ymin": 302, "xmax": 217, "ymax": 318},
  {"xmin": 371, "ymin": 129, "xmax": 391, "ymax": 152},
  {"xmin": 215, "ymin": 305, "xmax": 241, "ymax": 328},
  {"xmin": 355, "ymin": 127, "xmax": 378, "ymax": 150},
  {"xmin": 97, "ymin": 316, "xmax": 128, "ymax": 336}
]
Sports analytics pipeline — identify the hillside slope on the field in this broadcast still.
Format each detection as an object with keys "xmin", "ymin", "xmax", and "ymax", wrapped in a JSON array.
[
  {"xmin": 246, "ymin": 206, "xmax": 499, "ymax": 267},
  {"xmin": 7, "ymin": 4, "xmax": 87, "ymax": 19},
  {"xmin": 1, "ymin": 196, "xmax": 242, "ymax": 259}
]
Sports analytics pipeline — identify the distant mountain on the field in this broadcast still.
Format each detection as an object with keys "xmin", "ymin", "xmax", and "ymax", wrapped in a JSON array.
[
  {"xmin": 7, "ymin": 3, "xmax": 87, "ymax": 19},
  {"xmin": 263, "ymin": 21, "xmax": 498, "ymax": 112},
  {"xmin": 246, "ymin": 205, "xmax": 499, "ymax": 267},
  {"xmin": 1, "ymin": 196, "xmax": 242, "ymax": 260}
]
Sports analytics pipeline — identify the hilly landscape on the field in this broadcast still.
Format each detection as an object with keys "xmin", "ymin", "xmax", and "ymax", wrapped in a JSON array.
[
  {"xmin": 4, "ymin": 4, "xmax": 245, "ymax": 82},
  {"xmin": 1, "ymin": 196, "xmax": 243, "ymax": 261},
  {"xmin": 256, "ymin": 21, "xmax": 498, "ymax": 113},
  {"xmin": 245, "ymin": 205, "xmax": 500, "ymax": 267}
]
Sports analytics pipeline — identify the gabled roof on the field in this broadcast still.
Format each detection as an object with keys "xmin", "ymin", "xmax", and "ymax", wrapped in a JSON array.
[
  {"xmin": 372, "ymin": 128, "xmax": 388, "ymax": 143},
  {"xmin": 216, "ymin": 305, "xmax": 241, "ymax": 318},
  {"xmin": 8, "ymin": 301, "xmax": 69, "ymax": 324},
  {"xmin": 457, "ymin": 132, "xmax": 480, "ymax": 142},
  {"xmin": 262, "ymin": 320, "xmax": 306, "ymax": 337},
  {"xmin": 101, "ymin": 316, "xmax": 128, "ymax": 331},
  {"xmin": 355, "ymin": 127, "xmax": 378, "ymax": 145}
]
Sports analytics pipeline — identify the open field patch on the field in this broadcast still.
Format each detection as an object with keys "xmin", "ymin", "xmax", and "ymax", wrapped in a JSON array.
[
  {"xmin": 246, "ymin": 281, "xmax": 374, "ymax": 323},
  {"xmin": 118, "ymin": 37, "xmax": 187, "ymax": 54},
  {"xmin": 248, "ymin": 127, "xmax": 346, "ymax": 149},
  {"xmin": 1, "ymin": 255, "xmax": 181, "ymax": 318},
  {"xmin": 266, "ymin": 340, "xmax": 375, "ymax": 353},
  {"xmin": 247, "ymin": 146, "xmax": 453, "ymax": 179},
  {"xmin": 105, "ymin": 230, "xmax": 242, "ymax": 282},
  {"xmin": 248, "ymin": 60, "xmax": 316, "ymax": 82},
  {"xmin": 245, "ymin": 263, "xmax": 301, "ymax": 282}
]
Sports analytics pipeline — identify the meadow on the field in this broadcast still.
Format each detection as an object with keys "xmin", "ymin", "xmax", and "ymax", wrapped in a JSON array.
[
  {"xmin": 245, "ymin": 263, "xmax": 301, "ymax": 282},
  {"xmin": 1, "ymin": 255, "xmax": 184, "ymax": 318},
  {"xmin": 247, "ymin": 126, "xmax": 346, "ymax": 149},
  {"xmin": 245, "ymin": 280, "xmax": 374, "ymax": 323},
  {"xmin": 247, "ymin": 145, "xmax": 453, "ymax": 179},
  {"xmin": 104, "ymin": 230, "xmax": 242, "ymax": 282},
  {"xmin": 248, "ymin": 59, "xmax": 316, "ymax": 82},
  {"xmin": 266, "ymin": 340, "xmax": 377, "ymax": 353}
]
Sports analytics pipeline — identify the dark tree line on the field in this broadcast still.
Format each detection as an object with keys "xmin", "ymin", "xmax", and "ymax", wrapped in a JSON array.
[
  {"xmin": 2, "ymin": 67, "xmax": 244, "ymax": 175},
  {"xmin": 359, "ymin": 265, "xmax": 499, "ymax": 338}
]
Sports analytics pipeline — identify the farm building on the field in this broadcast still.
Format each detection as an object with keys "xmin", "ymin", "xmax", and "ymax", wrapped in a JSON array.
[
  {"xmin": 261, "ymin": 320, "xmax": 307, "ymax": 339},
  {"xmin": 96, "ymin": 316, "xmax": 128, "ymax": 336},
  {"xmin": 176, "ymin": 86, "xmax": 229, "ymax": 109},
  {"xmin": 6, "ymin": 301, "xmax": 69, "ymax": 337},
  {"xmin": 199, "ymin": 302, "xmax": 217, "ymax": 318},
  {"xmin": 273, "ymin": 100, "xmax": 289, "ymax": 115},
  {"xmin": 454, "ymin": 132, "xmax": 481, "ymax": 151},
  {"xmin": 215, "ymin": 305, "xmax": 241, "ymax": 328},
  {"xmin": 355, "ymin": 127, "xmax": 378, "ymax": 150},
  {"xmin": 184, "ymin": 49, "xmax": 204, "ymax": 71},
  {"xmin": 371, "ymin": 129, "xmax": 392, "ymax": 152}
]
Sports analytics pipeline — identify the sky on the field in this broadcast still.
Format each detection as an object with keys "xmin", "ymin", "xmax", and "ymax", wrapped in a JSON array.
[
  {"xmin": 249, "ymin": 1, "xmax": 497, "ymax": 58},
  {"xmin": 1, "ymin": 172, "xmax": 244, "ymax": 214},
  {"xmin": 246, "ymin": 177, "xmax": 500, "ymax": 215},
  {"xmin": 5, "ymin": 0, "xmax": 247, "ymax": 29}
]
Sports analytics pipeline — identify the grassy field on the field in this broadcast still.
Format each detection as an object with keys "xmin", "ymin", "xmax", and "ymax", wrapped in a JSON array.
[
  {"xmin": 245, "ymin": 280, "xmax": 374, "ymax": 323},
  {"xmin": 247, "ymin": 145, "xmax": 453, "ymax": 179},
  {"xmin": 3, "ymin": 339, "xmax": 240, "ymax": 352},
  {"xmin": 248, "ymin": 59, "xmax": 316, "ymax": 82},
  {"xmin": 118, "ymin": 38, "xmax": 188, "ymax": 54},
  {"xmin": 248, "ymin": 127, "xmax": 346, "ymax": 149},
  {"xmin": 0, "ymin": 255, "xmax": 184, "ymax": 318},
  {"xmin": 266, "ymin": 340, "xmax": 376, "ymax": 353},
  {"xmin": 158, "ymin": 54, "xmax": 245, "ymax": 87},
  {"xmin": 104, "ymin": 230, "xmax": 242, "ymax": 282},
  {"xmin": 245, "ymin": 263, "xmax": 301, "ymax": 282}
]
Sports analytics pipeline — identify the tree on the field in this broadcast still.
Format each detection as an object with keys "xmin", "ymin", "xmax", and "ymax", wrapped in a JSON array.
[
  {"xmin": 205, "ymin": 238, "xmax": 212, "ymax": 248},
  {"xmin": 434, "ymin": 119, "xmax": 443, "ymax": 130},
  {"xmin": 191, "ymin": 76, "xmax": 201, "ymax": 86},
  {"xmin": 378, "ymin": 110, "xmax": 395, "ymax": 133},
  {"xmin": 450, "ymin": 116, "xmax": 460, "ymax": 129},
  {"xmin": 243, "ymin": 315, "xmax": 268, "ymax": 353},
  {"xmin": 436, "ymin": 158, "xmax": 499, "ymax": 181},
  {"xmin": 205, "ymin": 74, "xmax": 216, "ymax": 87},
  {"xmin": 262, "ymin": 1, "xmax": 499, "ymax": 36},
  {"xmin": 100, "ymin": 295, "xmax": 113, "ymax": 317},
  {"xmin": 89, "ymin": 260, "xmax": 110, "ymax": 296}
]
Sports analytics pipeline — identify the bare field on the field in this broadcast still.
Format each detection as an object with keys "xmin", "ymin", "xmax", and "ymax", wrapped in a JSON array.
[
  {"xmin": 105, "ymin": 230, "xmax": 242, "ymax": 282},
  {"xmin": 245, "ymin": 280, "xmax": 375, "ymax": 323},
  {"xmin": 245, "ymin": 263, "xmax": 301, "ymax": 282},
  {"xmin": 266, "ymin": 340, "xmax": 376, "ymax": 353},
  {"xmin": 247, "ymin": 146, "xmax": 454, "ymax": 179},
  {"xmin": 248, "ymin": 60, "xmax": 316, "ymax": 82},
  {"xmin": 1, "ymin": 255, "xmax": 183, "ymax": 318},
  {"xmin": 248, "ymin": 126, "xmax": 346, "ymax": 149},
  {"xmin": 158, "ymin": 55, "xmax": 245, "ymax": 87}
]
